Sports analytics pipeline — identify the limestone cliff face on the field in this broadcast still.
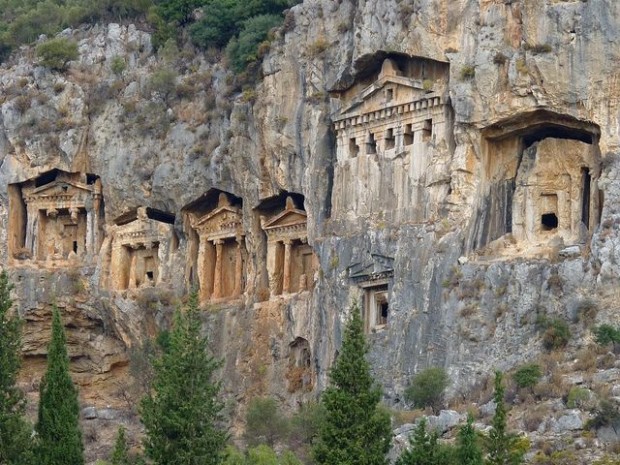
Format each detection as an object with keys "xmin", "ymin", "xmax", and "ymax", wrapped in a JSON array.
[{"xmin": 1, "ymin": 0, "xmax": 620, "ymax": 460}]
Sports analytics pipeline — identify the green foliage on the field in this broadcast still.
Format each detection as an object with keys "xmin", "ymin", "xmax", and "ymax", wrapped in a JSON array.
[
  {"xmin": 404, "ymin": 367, "xmax": 449, "ymax": 412},
  {"xmin": 222, "ymin": 445, "xmax": 302, "ymax": 465},
  {"xmin": 110, "ymin": 55, "xmax": 126, "ymax": 76},
  {"xmin": 313, "ymin": 305, "xmax": 392, "ymax": 465},
  {"xmin": 396, "ymin": 418, "xmax": 455, "ymax": 465},
  {"xmin": 587, "ymin": 399, "xmax": 620, "ymax": 431},
  {"xmin": 189, "ymin": 0, "xmax": 240, "ymax": 49},
  {"xmin": 456, "ymin": 414, "xmax": 483, "ymax": 465},
  {"xmin": 594, "ymin": 324, "xmax": 620, "ymax": 345},
  {"xmin": 512, "ymin": 364, "xmax": 542, "ymax": 390},
  {"xmin": 566, "ymin": 387, "xmax": 591, "ymax": 409},
  {"xmin": 539, "ymin": 318, "xmax": 570, "ymax": 351},
  {"xmin": 36, "ymin": 306, "xmax": 84, "ymax": 465},
  {"xmin": 111, "ymin": 426, "xmax": 130, "ymax": 465},
  {"xmin": 460, "ymin": 65, "xmax": 475, "ymax": 80},
  {"xmin": 147, "ymin": 67, "xmax": 178, "ymax": 100},
  {"xmin": 140, "ymin": 291, "xmax": 227, "ymax": 465},
  {"xmin": 594, "ymin": 456, "xmax": 620, "ymax": 465},
  {"xmin": 36, "ymin": 37, "xmax": 79, "ymax": 71},
  {"xmin": 226, "ymin": 14, "xmax": 281, "ymax": 73},
  {"xmin": 0, "ymin": 271, "xmax": 34, "ymax": 465},
  {"xmin": 245, "ymin": 397, "xmax": 289, "ymax": 447},
  {"xmin": 485, "ymin": 371, "xmax": 524, "ymax": 465}
]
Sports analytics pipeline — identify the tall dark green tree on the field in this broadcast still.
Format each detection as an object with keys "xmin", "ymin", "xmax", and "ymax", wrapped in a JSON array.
[
  {"xmin": 36, "ymin": 306, "xmax": 84, "ymax": 465},
  {"xmin": 0, "ymin": 270, "xmax": 33, "ymax": 465},
  {"xmin": 396, "ymin": 418, "xmax": 454, "ymax": 465},
  {"xmin": 485, "ymin": 372, "xmax": 523, "ymax": 465},
  {"xmin": 140, "ymin": 291, "xmax": 227, "ymax": 465},
  {"xmin": 111, "ymin": 426, "xmax": 131, "ymax": 465},
  {"xmin": 456, "ymin": 414, "xmax": 483, "ymax": 465},
  {"xmin": 312, "ymin": 305, "xmax": 392, "ymax": 465}
]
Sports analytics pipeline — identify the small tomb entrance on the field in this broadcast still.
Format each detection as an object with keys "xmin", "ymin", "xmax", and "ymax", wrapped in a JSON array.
[
  {"xmin": 8, "ymin": 170, "xmax": 104, "ymax": 264},
  {"xmin": 183, "ymin": 190, "xmax": 246, "ymax": 303},
  {"xmin": 109, "ymin": 207, "xmax": 175, "ymax": 290},
  {"xmin": 260, "ymin": 194, "xmax": 318, "ymax": 297}
]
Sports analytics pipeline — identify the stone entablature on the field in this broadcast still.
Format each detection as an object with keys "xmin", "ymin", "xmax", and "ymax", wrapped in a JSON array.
[
  {"xmin": 262, "ymin": 196, "xmax": 318, "ymax": 296},
  {"xmin": 108, "ymin": 207, "xmax": 175, "ymax": 290},
  {"xmin": 185, "ymin": 192, "xmax": 246, "ymax": 303},
  {"xmin": 331, "ymin": 56, "xmax": 452, "ymax": 222},
  {"xmin": 9, "ymin": 170, "xmax": 103, "ymax": 265}
]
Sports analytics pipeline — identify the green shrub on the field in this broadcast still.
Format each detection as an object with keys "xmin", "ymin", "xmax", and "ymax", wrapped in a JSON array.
[
  {"xmin": 587, "ymin": 399, "xmax": 620, "ymax": 430},
  {"xmin": 245, "ymin": 397, "xmax": 289, "ymax": 447},
  {"xmin": 36, "ymin": 38, "xmax": 78, "ymax": 71},
  {"xmin": 512, "ymin": 363, "xmax": 542, "ymax": 389},
  {"xmin": 594, "ymin": 324, "xmax": 620, "ymax": 345},
  {"xmin": 460, "ymin": 65, "xmax": 475, "ymax": 80},
  {"xmin": 541, "ymin": 318, "xmax": 570, "ymax": 350},
  {"xmin": 226, "ymin": 14, "xmax": 282, "ymax": 73},
  {"xmin": 110, "ymin": 55, "xmax": 126, "ymax": 76},
  {"xmin": 147, "ymin": 68, "xmax": 177, "ymax": 100},
  {"xmin": 566, "ymin": 387, "xmax": 591, "ymax": 409},
  {"xmin": 189, "ymin": 0, "xmax": 239, "ymax": 49},
  {"xmin": 404, "ymin": 367, "xmax": 449, "ymax": 412}
]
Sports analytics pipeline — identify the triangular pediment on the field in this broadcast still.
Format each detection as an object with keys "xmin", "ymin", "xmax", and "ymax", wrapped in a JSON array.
[
  {"xmin": 263, "ymin": 209, "xmax": 307, "ymax": 230},
  {"xmin": 194, "ymin": 206, "xmax": 241, "ymax": 227},
  {"xmin": 31, "ymin": 180, "xmax": 93, "ymax": 197},
  {"xmin": 338, "ymin": 77, "xmax": 426, "ymax": 118},
  {"xmin": 348, "ymin": 253, "xmax": 394, "ymax": 282}
]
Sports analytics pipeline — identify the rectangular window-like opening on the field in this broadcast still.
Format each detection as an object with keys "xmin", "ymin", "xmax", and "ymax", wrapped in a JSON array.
[
  {"xmin": 72, "ymin": 241, "xmax": 78, "ymax": 253},
  {"xmin": 581, "ymin": 167, "xmax": 591, "ymax": 229},
  {"xmin": 349, "ymin": 138, "xmax": 359, "ymax": 158},
  {"xmin": 146, "ymin": 271, "xmax": 154, "ymax": 280},
  {"xmin": 384, "ymin": 128, "xmax": 395, "ymax": 150},
  {"xmin": 364, "ymin": 284, "xmax": 389, "ymax": 332},
  {"xmin": 422, "ymin": 119, "xmax": 433, "ymax": 141},
  {"xmin": 541, "ymin": 213, "xmax": 558, "ymax": 231},
  {"xmin": 403, "ymin": 124, "xmax": 413, "ymax": 146},
  {"xmin": 366, "ymin": 133, "xmax": 377, "ymax": 155},
  {"xmin": 386, "ymin": 88, "xmax": 393, "ymax": 102}
]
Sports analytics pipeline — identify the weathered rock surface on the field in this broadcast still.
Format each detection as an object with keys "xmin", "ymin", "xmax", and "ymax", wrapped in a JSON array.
[{"xmin": 1, "ymin": 0, "xmax": 620, "ymax": 462}]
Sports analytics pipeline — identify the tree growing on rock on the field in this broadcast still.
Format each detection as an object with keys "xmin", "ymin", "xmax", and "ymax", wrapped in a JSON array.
[
  {"xmin": 312, "ymin": 304, "xmax": 392, "ymax": 465},
  {"xmin": 485, "ymin": 371, "xmax": 524, "ymax": 465},
  {"xmin": 456, "ymin": 413, "xmax": 483, "ymax": 465},
  {"xmin": 140, "ymin": 291, "xmax": 227, "ymax": 465},
  {"xmin": 0, "ymin": 270, "xmax": 33, "ymax": 465},
  {"xmin": 36, "ymin": 306, "xmax": 84, "ymax": 465},
  {"xmin": 396, "ymin": 418, "xmax": 454, "ymax": 465}
]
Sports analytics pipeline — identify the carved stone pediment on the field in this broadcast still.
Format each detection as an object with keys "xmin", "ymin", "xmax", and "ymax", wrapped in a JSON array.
[
  {"xmin": 263, "ymin": 209, "xmax": 308, "ymax": 239},
  {"xmin": 348, "ymin": 253, "xmax": 394, "ymax": 284},
  {"xmin": 25, "ymin": 180, "xmax": 96, "ymax": 204},
  {"xmin": 192, "ymin": 206, "xmax": 243, "ymax": 239}
]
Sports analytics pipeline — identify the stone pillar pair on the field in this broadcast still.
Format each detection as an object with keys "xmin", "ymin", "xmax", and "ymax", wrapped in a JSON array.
[{"xmin": 199, "ymin": 235, "xmax": 244, "ymax": 301}]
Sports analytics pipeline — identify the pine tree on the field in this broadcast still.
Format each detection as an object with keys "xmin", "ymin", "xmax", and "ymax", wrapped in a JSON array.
[
  {"xmin": 0, "ymin": 270, "xmax": 33, "ymax": 465},
  {"xmin": 485, "ymin": 371, "xmax": 523, "ymax": 465},
  {"xmin": 140, "ymin": 291, "xmax": 227, "ymax": 465},
  {"xmin": 312, "ymin": 305, "xmax": 392, "ymax": 465},
  {"xmin": 457, "ymin": 413, "xmax": 483, "ymax": 465},
  {"xmin": 36, "ymin": 306, "xmax": 84, "ymax": 465},
  {"xmin": 111, "ymin": 426, "xmax": 131, "ymax": 465}
]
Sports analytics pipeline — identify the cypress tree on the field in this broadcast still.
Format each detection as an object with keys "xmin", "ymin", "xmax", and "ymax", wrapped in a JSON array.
[
  {"xmin": 456, "ymin": 413, "xmax": 483, "ymax": 465},
  {"xmin": 0, "ymin": 270, "xmax": 33, "ymax": 464},
  {"xmin": 140, "ymin": 291, "xmax": 227, "ymax": 465},
  {"xmin": 36, "ymin": 306, "xmax": 84, "ymax": 465},
  {"xmin": 313, "ymin": 305, "xmax": 392, "ymax": 465},
  {"xmin": 485, "ymin": 372, "xmax": 523, "ymax": 465},
  {"xmin": 396, "ymin": 418, "xmax": 454, "ymax": 465},
  {"xmin": 111, "ymin": 426, "xmax": 131, "ymax": 465}
]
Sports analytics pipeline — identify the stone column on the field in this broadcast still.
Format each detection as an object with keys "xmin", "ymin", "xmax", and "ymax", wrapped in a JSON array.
[
  {"xmin": 282, "ymin": 239, "xmax": 292, "ymax": 294},
  {"xmin": 233, "ymin": 236, "xmax": 244, "ymax": 297},
  {"xmin": 197, "ymin": 236, "xmax": 210, "ymax": 303},
  {"xmin": 128, "ymin": 249, "xmax": 138, "ymax": 289},
  {"xmin": 24, "ymin": 204, "xmax": 38, "ymax": 257},
  {"xmin": 212, "ymin": 239, "xmax": 224, "ymax": 299}
]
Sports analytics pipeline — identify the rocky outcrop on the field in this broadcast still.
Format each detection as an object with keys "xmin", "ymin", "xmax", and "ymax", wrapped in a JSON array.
[{"xmin": 2, "ymin": 0, "xmax": 620, "ymax": 462}]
